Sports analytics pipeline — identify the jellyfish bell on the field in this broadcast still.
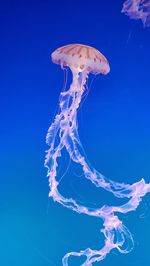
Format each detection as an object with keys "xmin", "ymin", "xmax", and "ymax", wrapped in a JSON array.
[
  {"xmin": 51, "ymin": 44, "xmax": 110, "ymax": 92},
  {"xmin": 51, "ymin": 44, "xmax": 110, "ymax": 75}
]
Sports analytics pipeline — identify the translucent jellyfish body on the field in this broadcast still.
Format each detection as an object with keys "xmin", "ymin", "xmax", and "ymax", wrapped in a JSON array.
[{"xmin": 45, "ymin": 44, "xmax": 150, "ymax": 266}]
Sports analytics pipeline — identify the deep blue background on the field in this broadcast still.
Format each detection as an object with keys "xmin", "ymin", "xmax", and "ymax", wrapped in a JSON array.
[{"xmin": 0, "ymin": 0, "xmax": 150, "ymax": 265}]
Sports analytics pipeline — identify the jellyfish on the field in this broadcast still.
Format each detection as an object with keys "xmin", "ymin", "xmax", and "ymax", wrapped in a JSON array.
[
  {"xmin": 122, "ymin": 0, "xmax": 150, "ymax": 27},
  {"xmin": 45, "ymin": 44, "xmax": 150, "ymax": 266}
]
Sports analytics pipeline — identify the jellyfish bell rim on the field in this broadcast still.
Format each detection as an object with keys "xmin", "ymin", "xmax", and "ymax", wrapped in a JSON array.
[{"xmin": 51, "ymin": 43, "xmax": 110, "ymax": 75}]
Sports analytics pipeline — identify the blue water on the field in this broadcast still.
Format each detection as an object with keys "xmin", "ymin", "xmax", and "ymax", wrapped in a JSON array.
[{"xmin": 0, "ymin": 0, "xmax": 150, "ymax": 265}]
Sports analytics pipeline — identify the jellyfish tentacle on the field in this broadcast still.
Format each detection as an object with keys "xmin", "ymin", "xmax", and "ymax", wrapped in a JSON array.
[
  {"xmin": 45, "ymin": 72, "xmax": 149, "ymax": 265},
  {"xmin": 62, "ymin": 219, "xmax": 134, "ymax": 266},
  {"xmin": 45, "ymin": 75, "xmax": 149, "ymax": 264}
]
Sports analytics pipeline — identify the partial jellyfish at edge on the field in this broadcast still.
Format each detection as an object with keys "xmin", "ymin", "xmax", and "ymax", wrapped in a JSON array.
[{"xmin": 122, "ymin": 0, "xmax": 150, "ymax": 27}]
